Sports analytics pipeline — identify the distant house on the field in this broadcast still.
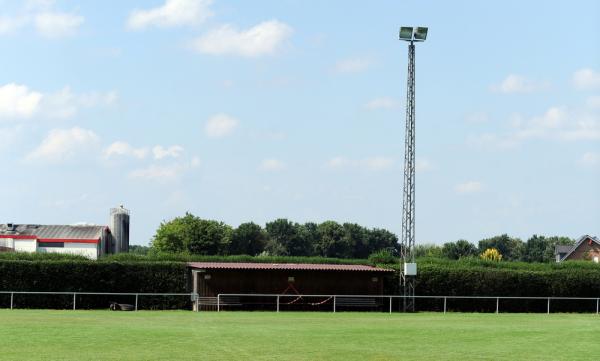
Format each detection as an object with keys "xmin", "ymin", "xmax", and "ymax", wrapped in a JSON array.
[
  {"xmin": 555, "ymin": 235, "xmax": 600, "ymax": 263},
  {"xmin": 0, "ymin": 206, "xmax": 130, "ymax": 260}
]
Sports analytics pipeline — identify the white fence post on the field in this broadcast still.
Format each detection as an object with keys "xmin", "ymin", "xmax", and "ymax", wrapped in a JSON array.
[
  {"xmin": 389, "ymin": 297, "xmax": 392, "ymax": 314},
  {"xmin": 496, "ymin": 297, "xmax": 499, "ymax": 314},
  {"xmin": 597, "ymin": 298, "xmax": 599, "ymax": 315},
  {"xmin": 10, "ymin": 292, "xmax": 13, "ymax": 310},
  {"xmin": 547, "ymin": 298, "xmax": 550, "ymax": 314},
  {"xmin": 135, "ymin": 294, "xmax": 138, "ymax": 311},
  {"xmin": 73, "ymin": 293, "xmax": 76, "ymax": 310},
  {"xmin": 276, "ymin": 295, "xmax": 280, "ymax": 313},
  {"xmin": 333, "ymin": 296, "xmax": 336, "ymax": 313},
  {"xmin": 443, "ymin": 297, "xmax": 447, "ymax": 314},
  {"xmin": 217, "ymin": 295, "xmax": 220, "ymax": 312}
]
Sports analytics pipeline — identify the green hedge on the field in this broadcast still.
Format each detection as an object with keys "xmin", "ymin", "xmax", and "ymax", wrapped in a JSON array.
[
  {"xmin": 381, "ymin": 260, "xmax": 600, "ymax": 312},
  {"xmin": 0, "ymin": 260, "xmax": 188, "ymax": 310},
  {"xmin": 3, "ymin": 256, "xmax": 600, "ymax": 312}
]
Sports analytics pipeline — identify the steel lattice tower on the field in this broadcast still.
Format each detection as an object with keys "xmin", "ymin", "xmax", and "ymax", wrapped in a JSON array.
[
  {"xmin": 398, "ymin": 26, "xmax": 427, "ymax": 312},
  {"xmin": 400, "ymin": 41, "xmax": 416, "ymax": 312}
]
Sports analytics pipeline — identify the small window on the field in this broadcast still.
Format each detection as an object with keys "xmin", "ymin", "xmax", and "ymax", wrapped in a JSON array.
[
  {"xmin": 38, "ymin": 242, "xmax": 64, "ymax": 248},
  {"xmin": 288, "ymin": 276, "xmax": 295, "ymax": 283}
]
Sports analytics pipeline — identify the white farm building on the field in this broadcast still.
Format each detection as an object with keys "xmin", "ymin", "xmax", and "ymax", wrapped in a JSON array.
[{"xmin": 0, "ymin": 207, "xmax": 130, "ymax": 260}]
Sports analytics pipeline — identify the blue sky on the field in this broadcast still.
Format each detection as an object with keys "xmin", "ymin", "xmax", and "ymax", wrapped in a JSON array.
[{"xmin": 0, "ymin": 0, "xmax": 598, "ymax": 246}]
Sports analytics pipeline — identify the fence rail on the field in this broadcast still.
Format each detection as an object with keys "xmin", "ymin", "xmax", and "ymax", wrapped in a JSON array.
[
  {"xmin": 0, "ymin": 291, "xmax": 193, "ymax": 311},
  {"xmin": 202, "ymin": 294, "xmax": 600, "ymax": 314},
  {"xmin": 2, "ymin": 291, "xmax": 600, "ymax": 314}
]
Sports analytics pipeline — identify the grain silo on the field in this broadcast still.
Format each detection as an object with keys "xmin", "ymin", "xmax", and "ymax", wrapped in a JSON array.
[{"xmin": 110, "ymin": 205, "xmax": 130, "ymax": 253}]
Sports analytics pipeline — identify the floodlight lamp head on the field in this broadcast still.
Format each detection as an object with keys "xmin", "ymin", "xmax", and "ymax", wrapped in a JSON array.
[
  {"xmin": 413, "ymin": 27, "xmax": 428, "ymax": 41},
  {"xmin": 399, "ymin": 27, "xmax": 413, "ymax": 41},
  {"xmin": 398, "ymin": 26, "xmax": 428, "ymax": 42}
]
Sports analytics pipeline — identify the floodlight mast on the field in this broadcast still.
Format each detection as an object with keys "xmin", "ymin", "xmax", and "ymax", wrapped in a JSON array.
[{"xmin": 399, "ymin": 26, "xmax": 426, "ymax": 312}]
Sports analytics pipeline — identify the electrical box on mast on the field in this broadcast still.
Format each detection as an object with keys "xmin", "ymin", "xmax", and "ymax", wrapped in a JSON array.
[{"xmin": 404, "ymin": 262, "xmax": 417, "ymax": 276}]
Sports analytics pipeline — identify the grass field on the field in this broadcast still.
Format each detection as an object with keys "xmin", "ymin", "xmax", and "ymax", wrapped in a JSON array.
[{"xmin": 1, "ymin": 310, "xmax": 599, "ymax": 360}]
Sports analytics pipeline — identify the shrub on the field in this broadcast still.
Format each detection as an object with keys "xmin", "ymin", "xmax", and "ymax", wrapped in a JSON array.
[
  {"xmin": 480, "ymin": 248, "xmax": 502, "ymax": 261},
  {"xmin": 368, "ymin": 249, "xmax": 397, "ymax": 264}
]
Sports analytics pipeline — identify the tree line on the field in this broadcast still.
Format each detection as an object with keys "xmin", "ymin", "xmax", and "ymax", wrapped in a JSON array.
[
  {"xmin": 150, "ymin": 213, "xmax": 575, "ymax": 263},
  {"xmin": 151, "ymin": 213, "xmax": 398, "ymax": 258},
  {"xmin": 416, "ymin": 234, "xmax": 575, "ymax": 263}
]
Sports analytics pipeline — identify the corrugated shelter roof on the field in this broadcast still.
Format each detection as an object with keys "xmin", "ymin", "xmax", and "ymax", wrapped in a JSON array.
[
  {"xmin": 0, "ymin": 224, "xmax": 105, "ymax": 239},
  {"xmin": 187, "ymin": 262, "xmax": 393, "ymax": 272}
]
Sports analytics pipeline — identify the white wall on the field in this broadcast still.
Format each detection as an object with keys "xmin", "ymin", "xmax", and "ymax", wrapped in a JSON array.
[
  {"xmin": 0, "ymin": 238, "xmax": 14, "ymax": 249},
  {"xmin": 14, "ymin": 239, "xmax": 36, "ymax": 252},
  {"xmin": 37, "ymin": 243, "xmax": 99, "ymax": 260}
]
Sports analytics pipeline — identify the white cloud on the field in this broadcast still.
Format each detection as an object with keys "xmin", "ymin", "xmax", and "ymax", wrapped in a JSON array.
[
  {"xmin": 127, "ymin": 0, "xmax": 213, "ymax": 30},
  {"xmin": 465, "ymin": 112, "xmax": 489, "ymax": 123},
  {"xmin": 490, "ymin": 74, "xmax": 550, "ymax": 94},
  {"xmin": 103, "ymin": 141, "xmax": 149, "ymax": 160},
  {"xmin": 334, "ymin": 57, "xmax": 372, "ymax": 73},
  {"xmin": 152, "ymin": 145, "xmax": 184, "ymax": 159},
  {"xmin": 0, "ymin": 83, "xmax": 43, "ymax": 119},
  {"xmin": 41, "ymin": 87, "xmax": 117, "ymax": 119},
  {"xmin": 326, "ymin": 156, "xmax": 395, "ymax": 171},
  {"xmin": 192, "ymin": 20, "xmax": 292, "ymax": 57},
  {"xmin": 416, "ymin": 158, "xmax": 433, "ymax": 173},
  {"xmin": 27, "ymin": 127, "xmax": 99, "ymax": 162},
  {"xmin": 470, "ymin": 105, "xmax": 600, "ymax": 148},
  {"xmin": 572, "ymin": 68, "xmax": 600, "ymax": 90},
  {"xmin": 455, "ymin": 181, "xmax": 483, "ymax": 194},
  {"xmin": 364, "ymin": 97, "xmax": 398, "ymax": 110},
  {"xmin": 259, "ymin": 158, "xmax": 286, "ymax": 171},
  {"xmin": 205, "ymin": 113, "xmax": 238, "ymax": 137},
  {"xmin": 129, "ymin": 159, "xmax": 200, "ymax": 182},
  {"xmin": 0, "ymin": 83, "xmax": 116, "ymax": 120},
  {"xmin": 0, "ymin": 2, "xmax": 83, "ymax": 38},
  {"xmin": 587, "ymin": 95, "xmax": 600, "ymax": 109},
  {"xmin": 363, "ymin": 156, "xmax": 394, "ymax": 171},
  {"xmin": 0, "ymin": 16, "xmax": 28, "ymax": 34},
  {"xmin": 34, "ymin": 12, "xmax": 83, "ymax": 38},
  {"xmin": 579, "ymin": 152, "xmax": 600, "ymax": 167},
  {"xmin": 129, "ymin": 164, "xmax": 187, "ymax": 182}
]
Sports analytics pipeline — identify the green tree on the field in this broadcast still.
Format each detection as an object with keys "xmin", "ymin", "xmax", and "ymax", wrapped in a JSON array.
[
  {"xmin": 151, "ymin": 213, "xmax": 194, "ymax": 253},
  {"xmin": 151, "ymin": 213, "xmax": 231, "ymax": 255},
  {"xmin": 366, "ymin": 228, "xmax": 399, "ymax": 255},
  {"xmin": 342, "ymin": 223, "xmax": 368, "ymax": 258},
  {"xmin": 265, "ymin": 219, "xmax": 313, "ymax": 256},
  {"xmin": 186, "ymin": 219, "xmax": 232, "ymax": 255},
  {"xmin": 316, "ymin": 221, "xmax": 350, "ymax": 258},
  {"xmin": 478, "ymin": 234, "xmax": 524, "ymax": 261},
  {"xmin": 442, "ymin": 240, "xmax": 477, "ymax": 260},
  {"xmin": 523, "ymin": 235, "xmax": 548, "ymax": 262},
  {"xmin": 229, "ymin": 222, "xmax": 267, "ymax": 255},
  {"xmin": 414, "ymin": 244, "xmax": 443, "ymax": 258},
  {"xmin": 542, "ymin": 236, "xmax": 575, "ymax": 262}
]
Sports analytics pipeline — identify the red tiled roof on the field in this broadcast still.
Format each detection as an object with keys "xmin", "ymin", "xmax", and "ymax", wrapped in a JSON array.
[{"xmin": 187, "ymin": 262, "xmax": 393, "ymax": 272}]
